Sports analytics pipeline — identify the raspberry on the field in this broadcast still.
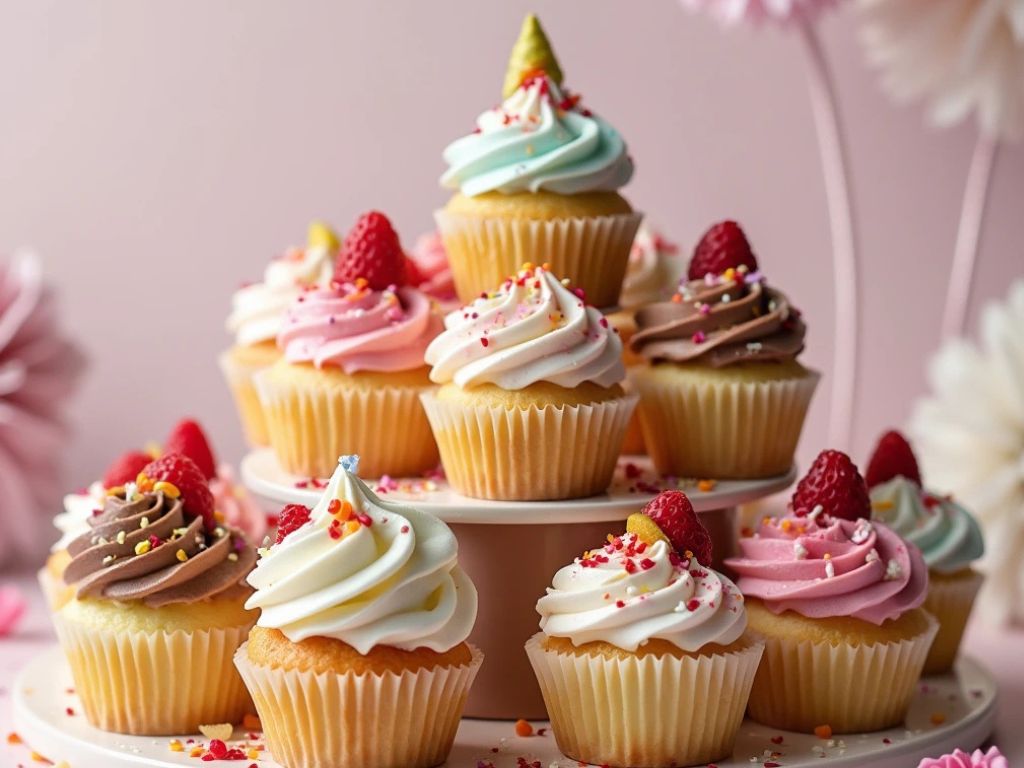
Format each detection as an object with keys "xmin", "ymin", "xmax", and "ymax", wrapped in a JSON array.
[
  {"xmin": 864, "ymin": 430, "xmax": 922, "ymax": 488},
  {"xmin": 102, "ymin": 451, "xmax": 153, "ymax": 489},
  {"xmin": 164, "ymin": 418, "xmax": 217, "ymax": 480},
  {"xmin": 139, "ymin": 453, "xmax": 215, "ymax": 530},
  {"xmin": 276, "ymin": 504, "xmax": 312, "ymax": 544},
  {"xmin": 404, "ymin": 255, "xmax": 426, "ymax": 287},
  {"xmin": 333, "ymin": 211, "xmax": 407, "ymax": 290},
  {"xmin": 792, "ymin": 449, "xmax": 870, "ymax": 522},
  {"xmin": 688, "ymin": 220, "xmax": 759, "ymax": 280},
  {"xmin": 640, "ymin": 491, "xmax": 712, "ymax": 566}
]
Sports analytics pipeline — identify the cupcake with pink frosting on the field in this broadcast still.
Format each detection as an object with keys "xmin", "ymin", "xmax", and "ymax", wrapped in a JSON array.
[
  {"xmin": 918, "ymin": 748, "xmax": 1008, "ymax": 768},
  {"xmin": 256, "ymin": 211, "xmax": 443, "ymax": 479},
  {"xmin": 725, "ymin": 449, "xmax": 937, "ymax": 734},
  {"xmin": 406, "ymin": 231, "xmax": 458, "ymax": 310}
]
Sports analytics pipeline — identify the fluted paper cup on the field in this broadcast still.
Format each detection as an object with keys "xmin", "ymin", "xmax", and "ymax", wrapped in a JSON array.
[
  {"xmin": 435, "ymin": 209, "xmax": 642, "ymax": 308},
  {"xmin": 923, "ymin": 568, "xmax": 984, "ymax": 675},
  {"xmin": 746, "ymin": 611, "xmax": 938, "ymax": 733},
  {"xmin": 256, "ymin": 367, "xmax": 439, "ymax": 480},
  {"xmin": 525, "ymin": 633, "xmax": 763, "ymax": 768},
  {"xmin": 53, "ymin": 610, "xmax": 254, "ymax": 735},
  {"xmin": 421, "ymin": 391, "xmax": 636, "ymax": 501},
  {"xmin": 219, "ymin": 347, "xmax": 276, "ymax": 447},
  {"xmin": 631, "ymin": 363, "xmax": 819, "ymax": 479},
  {"xmin": 235, "ymin": 643, "xmax": 482, "ymax": 768}
]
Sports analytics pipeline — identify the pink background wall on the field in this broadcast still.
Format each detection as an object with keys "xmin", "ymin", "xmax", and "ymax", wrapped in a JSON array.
[{"xmin": 1, "ymin": 1, "xmax": 1022, "ymax": 498}]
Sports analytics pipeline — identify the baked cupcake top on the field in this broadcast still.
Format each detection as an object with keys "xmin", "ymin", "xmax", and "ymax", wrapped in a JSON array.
[
  {"xmin": 246, "ymin": 455, "xmax": 477, "ymax": 654},
  {"xmin": 865, "ymin": 431, "xmax": 984, "ymax": 574},
  {"xmin": 630, "ymin": 220, "xmax": 806, "ymax": 367},
  {"xmin": 425, "ymin": 265, "xmax": 624, "ymax": 390},
  {"xmin": 62, "ymin": 454, "xmax": 255, "ymax": 607},
  {"xmin": 227, "ymin": 222, "xmax": 338, "ymax": 347},
  {"xmin": 619, "ymin": 226, "xmax": 685, "ymax": 310},
  {"xmin": 537, "ymin": 491, "xmax": 746, "ymax": 652},
  {"xmin": 726, "ymin": 450, "xmax": 929, "ymax": 625},
  {"xmin": 440, "ymin": 14, "xmax": 633, "ymax": 197},
  {"xmin": 278, "ymin": 212, "xmax": 443, "ymax": 373}
]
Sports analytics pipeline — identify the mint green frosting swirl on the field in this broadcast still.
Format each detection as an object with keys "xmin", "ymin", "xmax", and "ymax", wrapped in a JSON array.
[
  {"xmin": 870, "ymin": 477, "xmax": 984, "ymax": 574},
  {"xmin": 441, "ymin": 75, "xmax": 633, "ymax": 197}
]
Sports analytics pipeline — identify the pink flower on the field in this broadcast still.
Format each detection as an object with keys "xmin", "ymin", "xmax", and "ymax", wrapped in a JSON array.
[
  {"xmin": 0, "ymin": 586, "xmax": 26, "ymax": 636},
  {"xmin": 918, "ymin": 747, "xmax": 1009, "ymax": 768},
  {"xmin": 681, "ymin": 0, "xmax": 842, "ymax": 26}
]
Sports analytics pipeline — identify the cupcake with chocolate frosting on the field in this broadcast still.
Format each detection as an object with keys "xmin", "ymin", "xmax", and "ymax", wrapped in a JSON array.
[
  {"xmin": 53, "ymin": 453, "xmax": 257, "ymax": 735},
  {"xmin": 526, "ymin": 490, "xmax": 763, "ymax": 767},
  {"xmin": 630, "ymin": 219, "xmax": 819, "ymax": 479},
  {"xmin": 725, "ymin": 449, "xmax": 937, "ymax": 734}
]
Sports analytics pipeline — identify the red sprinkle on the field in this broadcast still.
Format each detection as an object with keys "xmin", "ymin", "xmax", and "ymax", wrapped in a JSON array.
[
  {"xmin": 480, "ymin": 337, "xmax": 490, "ymax": 347},
  {"xmin": 686, "ymin": 599, "xmax": 700, "ymax": 611},
  {"xmin": 615, "ymin": 600, "xmax": 626, "ymax": 608},
  {"xmin": 640, "ymin": 558, "xmax": 656, "ymax": 570},
  {"xmin": 207, "ymin": 739, "xmax": 228, "ymax": 759}
]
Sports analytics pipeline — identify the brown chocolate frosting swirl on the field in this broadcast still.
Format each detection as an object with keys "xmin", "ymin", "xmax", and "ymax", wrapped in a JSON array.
[
  {"xmin": 63, "ymin": 491, "xmax": 256, "ymax": 607},
  {"xmin": 630, "ymin": 277, "xmax": 806, "ymax": 367}
]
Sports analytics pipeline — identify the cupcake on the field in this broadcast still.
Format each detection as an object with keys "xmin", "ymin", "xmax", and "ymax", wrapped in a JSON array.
[
  {"xmin": 421, "ymin": 265, "xmax": 636, "ymax": 500},
  {"xmin": 527, "ymin": 490, "xmax": 763, "ymax": 768},
  {"xmin": 406, "ymin": 230, "xmax": 458, "ymax": 310},
  {"xmin": 39, "ymin": 479, "xmax": 107, "ymax": 610},
  {"xmin": 437, "ymin": 13, "xmax": 641, "ymax": 308},
  {"xmin": 630, "ymin": 220, "xmax": 819, "ymax": 479},
  {"xmin": 726, "ymin": 450, "xmax": 937, "ymax": 734},
  {"xmin": 608, "ymin": 226, "xmax": 685, "ymax": 454},
  {"xmin": 221, "ymin": 222, "xmax": 338, "ymax": 446},
  {"xmin": 236, "ymin": 455, "xmax": 481, "ymax": 768},
  {"xmin": 53, "ymin": 453, "xmax": 257, "ymax": 735},
  {"xmin": 257, "ymin": 211, "xmax": 443, "ymax": 479},
  {"xmin": 866, "ymin": 430, "xmax": 985, "ymax": 674}
]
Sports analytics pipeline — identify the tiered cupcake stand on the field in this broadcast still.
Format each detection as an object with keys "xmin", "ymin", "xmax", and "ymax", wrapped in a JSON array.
[{"xmin": 13, "ymin": 452, "xmax": 998, "ymax": 768}]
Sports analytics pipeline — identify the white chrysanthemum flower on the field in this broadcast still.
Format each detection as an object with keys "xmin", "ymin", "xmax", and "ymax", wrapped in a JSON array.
[
  {"xmin": 859, "ymin": 0, "xmax": 1024, "ymax": 141},
  {"xmin": 909, "ymin": 279, "xmax": 1024, "ymax": 626}
]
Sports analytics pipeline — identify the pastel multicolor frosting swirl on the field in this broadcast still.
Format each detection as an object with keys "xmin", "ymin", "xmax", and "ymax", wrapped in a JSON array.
[
  {"xmin": 425, "ymin": 266, "xmax": 624, "ymax": 390},
  {"xmin": 537, "ymin": 531, "xmax": 746, "ymax": 652},
  {"xmin": 227, "ymin": 238, "xmax": 336, "ymax": 347},
  {"xmin": 246, "ymin": 457, "xmax": 477, "ymax": 654},
  {"xmin": 631, "ymin": 270, "xmax": 806, "ymax": 367},
  {"xmin": 278, "ymin": 282, "xmax": 442, "ymax": 373},
  {"xmin": 441, "ymin": 74, "xmax": 633, "ymax": 197},
  {"xmin": 870, "ymin": 477, "xmax": 984, "ymax": 574},
  {"xmin": 619, "ymin": 227, "xmax": 685, "ymax": 310},
  {"xmin": 726, "ymin": 515, "xmax": 928, "ymax": 625},
  {"xmin": 63, "ymin": 490, "xmax": 255, "ymax": 607}
]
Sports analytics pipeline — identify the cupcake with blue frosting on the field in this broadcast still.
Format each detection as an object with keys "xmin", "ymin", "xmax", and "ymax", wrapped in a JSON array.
[
  {"xmin": 437, "ymin": 13, "xmax": 641, "ymax": 308},
  {"xmin": 866, "ymin": 430, "xmax": 985, "ymax": 674}
]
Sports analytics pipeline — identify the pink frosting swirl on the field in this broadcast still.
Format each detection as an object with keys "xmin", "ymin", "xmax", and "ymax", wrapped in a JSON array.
[
  {"xmin": 918, "ymin": 748, "xmax": 1008, "ymax": 768},
  {"xmin": 408, "ymin": 232, "xmax": 457, "ymax": 305},
  {"xmin": 278, "ymin": 283, "xmax": 442, "ymax": 373},
  {"xmin": 725, "ymin": 515, "xmax": 928, "ymax": 625}
]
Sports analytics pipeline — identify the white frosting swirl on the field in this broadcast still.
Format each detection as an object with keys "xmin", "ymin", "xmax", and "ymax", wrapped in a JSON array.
[
  {"xmin": 246, "ymin": 457, "xmax": 477, "ymax": 654},
  {"xmin": 52, "ymin": 481, "xmax": 105, "ymax": 552},
  {"xmin": 227, "ymin": 244, "xmax": 335, "ymax": 346},
  {"xmin": 425, "ymin": 267, "xmax": 625, "ymax": 390},
  {"xmin": 537, "ymin": 532, "xmax": 746, "ymax": 652},
  {"xmin": 619, "ymin": 226, "xmax": 685, "ymax": 309}
]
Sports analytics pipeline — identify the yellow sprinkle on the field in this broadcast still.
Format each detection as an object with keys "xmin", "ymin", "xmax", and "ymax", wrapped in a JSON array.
[
  {"xmin": 153, "ymin": 480, "xmax": 180, "ymax": 499},
  {"xmin": 696, "ymin": 479, "xmax": 717, "ymax": 492},
  {"xmin": 176, "ymin": 549, "xmax": 188, "ymax": 562},
  {"xmin": 106, "ymin": 485, "xmax": 125, "ymax": 497},
  {"xmin": 930, "ymin": 712, "xmax": 946, "ymax": 725},
  {"xmin": 215, "ymin": 527, "xmax": 226, "ymax": 538},
  {"xmin": 190, "ymin": 746, "xmax": 204, "ymax": 757},
  {"xmin": 247, "ymin": 749, "xmax": 259, "ymax": 759},
  {"xmin": 140, "ymin": 516, "xmax": 149, "ymax": 529},
  {"xmin": 684, "ymin": 549, "xmax": 694, "ymax": 559},
  {"xmin": 344, "ymin": 520, "xmax": 361, "ymax": 535},
  {"xmin": 872, "ymin": 500, "xmax": 894, "ymax": 511},
  {"xmin": 606, "ymin": 534, "xmax": 616, "ymax": 544},
  {"xmin": 169, "ymin": 739, "xmax": 184, "ymax": 752},
  {"xmin": 116, "ymin": 530, "xmax": 126, "ymax": 545},
  {"xmin": 30, "ymin": 752, "xmax": 48, "ymax": 763},
  {"xmin": 227, "ymin": 553, "xmax": 239, "ymax": 562},
  {"xmin": 823, "ymin": 553, "xmax": 832, "ymax": 560},
  {"xmin": 134, "ymin": 540, "xmax": 151, "ymax": 556}
]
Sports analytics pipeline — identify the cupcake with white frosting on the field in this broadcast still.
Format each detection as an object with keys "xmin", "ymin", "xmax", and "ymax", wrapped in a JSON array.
[
  {"xmin": 866, "ymin": 430, "xmax": 985, "ymax": 674},
  {"xmin": 220, "ymin": 222, "xmax": 338, "ymax": 446},
  {"xmin": 235, "ymin": 455, "xmax": 481, "ymax": 768},
  {"xmin": 526, "ymin": 490, "xmax": 763, "ymax": 768},
  {"xmin": 421, "ymin": 264, "xmax": 636, "ymax": 500}
]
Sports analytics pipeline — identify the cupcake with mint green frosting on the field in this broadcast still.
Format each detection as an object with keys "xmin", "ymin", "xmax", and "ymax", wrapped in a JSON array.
[
  {"xmin": 436, "ymin": 13, "xmax": 641, "ymax": 309},
  {"xmin": 866, "ymin": 430, "xmax": 985, "ymax": 674}
]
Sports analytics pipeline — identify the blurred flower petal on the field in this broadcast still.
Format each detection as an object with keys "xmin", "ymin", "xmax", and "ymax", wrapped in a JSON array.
[{"xmin": 0, "ymin": 585, "xmax": 26, "ymax": 637}]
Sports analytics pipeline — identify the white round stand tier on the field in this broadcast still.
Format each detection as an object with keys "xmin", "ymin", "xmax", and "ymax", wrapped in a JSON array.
[
  {"xmin": 14, "ymin": 646, "xmax": 997, "ymax": 768},
  {"xmin": 241, "ymin": 447, "xmax": 797, "ymax": 523}
]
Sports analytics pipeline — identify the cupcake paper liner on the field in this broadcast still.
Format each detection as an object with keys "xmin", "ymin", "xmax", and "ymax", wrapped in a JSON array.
[
  {"xmin": 420, "ymin": 391, "xmax": 637, "ymax": 501},
  {"xmin": 923, "ymin": 569, "xmax": 984, "ymax": 675},
  {"xmin": 37, "ymin": 565, "xmax": 73, "ymax": 612},
  {"xmin": 219, "ymin": 349, "xmax": 273, "ymax": 447},
  {"xmin": 525, "ymin": 633, "xmax": 764, "ymax": 768},
  {"xmin": 435, "ymin": 209, "xmax": 642, "ymax": 309},
  {"xmin": 256, "ymin": 370, "xmax": 439, "ymax": 479},
  {"xmin": 746, "ymin": 613, "xmax": 938, "ymax": 734},
  {"xmin": 620, "ymin": 375, "xmax": 646, "ymax": 455},
  {"xmin": 52, "ymin": 610, "xmax": 254, "ymax": 735},
  {"xmin": 234, "ymin": 643, "xmax": 482, "ymax": 768},
  {"xmin": 631, "ymin": 366, "xmax": 819, "ymax": 479}
]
